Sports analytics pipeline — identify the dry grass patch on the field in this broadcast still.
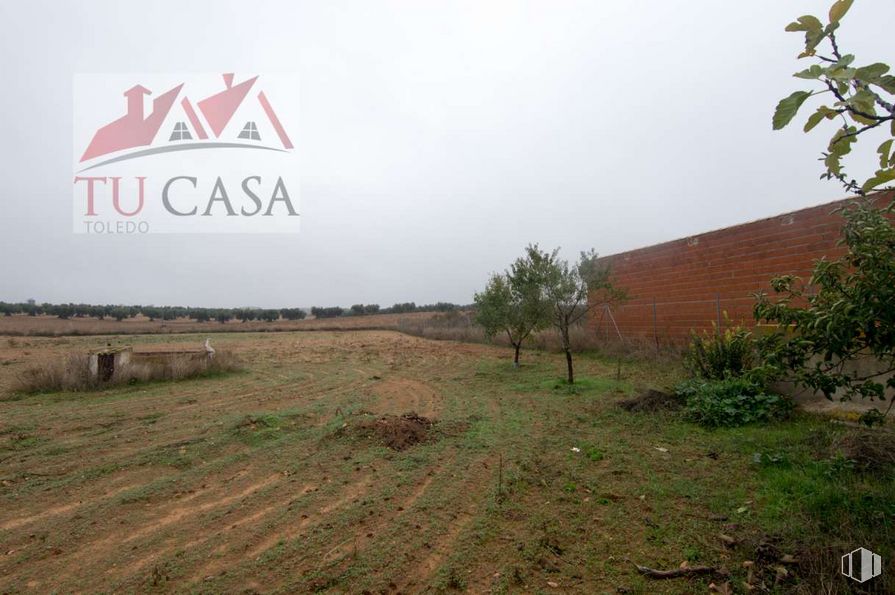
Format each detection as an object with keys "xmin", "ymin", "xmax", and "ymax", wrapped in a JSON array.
[
  {"xmin": 10, "ymin": 350, "xmax": 241, "ymax": 394},
  {"xmin": 828, "ymin": 428, "xmax": 895, "ymax": 473},
  {"xmin": 618, "ymin": 388, "xmax": 683, "ymax": 412}
]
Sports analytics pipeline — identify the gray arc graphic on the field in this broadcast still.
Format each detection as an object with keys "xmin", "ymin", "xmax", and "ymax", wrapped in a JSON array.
[{"xmin": 77, "ymin": 142, "xmax": 288, "ymax": 173}]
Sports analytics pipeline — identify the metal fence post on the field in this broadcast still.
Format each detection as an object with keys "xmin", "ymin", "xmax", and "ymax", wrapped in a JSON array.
[
  {"xmin": 716, "ymin": 293, "xmax": 722, "ymax": 335},
  {"xmin": 604, "ymin": 304, "xmax": 609, "ymax": 341}
]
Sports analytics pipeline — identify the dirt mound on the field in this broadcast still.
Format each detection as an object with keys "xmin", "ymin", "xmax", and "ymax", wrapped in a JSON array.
[
  {"xmin": 350, "ymin": 412, "xmax": 434, "ymax": 450},
  {"xmin": 618, "ymin": 389, "xmax": 683, "ymax": 412}
]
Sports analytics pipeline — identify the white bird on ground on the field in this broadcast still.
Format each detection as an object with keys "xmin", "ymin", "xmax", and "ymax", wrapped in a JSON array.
[{"xmin": 204, "ymin": 338, "xmax": 215, "ymax": 359}]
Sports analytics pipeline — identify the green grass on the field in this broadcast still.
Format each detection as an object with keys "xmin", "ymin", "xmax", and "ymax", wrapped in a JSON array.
[
  {"xmin": 676, "ymin": 417, "xmax": 894, "ymax": 542},
  {"xmin": 431, "ymin": 355, "xmax": 894, "ymax": 593},
  {"xmin": 0, "ymin": 433, "xmax": 48, "ymax": 452}
]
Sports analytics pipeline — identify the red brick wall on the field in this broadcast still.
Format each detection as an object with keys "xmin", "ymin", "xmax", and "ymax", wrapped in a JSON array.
[{"xmin": 590, "ymin": 193, "xmax": 892, "ymax": 345}]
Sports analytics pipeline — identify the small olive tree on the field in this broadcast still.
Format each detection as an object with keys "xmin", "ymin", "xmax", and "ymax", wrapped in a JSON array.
[
  {"xmin": 474, "ymin": 251, "xmax": 550, "ymax": 367},
  {"xmin": 525, "ymin": 245, "xmax": 621, "ymax": 384}
]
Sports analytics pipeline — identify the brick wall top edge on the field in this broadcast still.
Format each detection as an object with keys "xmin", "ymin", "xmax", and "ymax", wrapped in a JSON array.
[{"xmin": 596, "ymin": 192, "xmax": 892, "ymax": 267}]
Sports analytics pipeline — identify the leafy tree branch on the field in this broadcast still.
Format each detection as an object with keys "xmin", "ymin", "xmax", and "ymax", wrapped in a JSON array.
[{"xmin": 772, "ymin": 0, "xmax": 895, "ymax": 194}]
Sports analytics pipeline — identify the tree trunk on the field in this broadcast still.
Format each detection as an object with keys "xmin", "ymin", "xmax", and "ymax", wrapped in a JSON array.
[
  {"xmin": 513, "ymin": 343, "xmax": 521, "ymax": 368},
  {"xmin": 565, "ymin": 348, "xmax": 574, "ymax": 384},
  {"xmin": 561, "ymin": 322, "xmax": 573, "ymax": 383}
]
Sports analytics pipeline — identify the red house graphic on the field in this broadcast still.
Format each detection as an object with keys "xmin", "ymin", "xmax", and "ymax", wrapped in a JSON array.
[{"xmin": 80, "ymin": 73, "xmax": 293, "ymax": 162}]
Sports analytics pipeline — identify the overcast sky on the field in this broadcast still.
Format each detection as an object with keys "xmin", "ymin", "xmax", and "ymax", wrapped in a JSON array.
[{"xmin": 1, "ymin": 1, "xmax": 893, "ymax": 308}]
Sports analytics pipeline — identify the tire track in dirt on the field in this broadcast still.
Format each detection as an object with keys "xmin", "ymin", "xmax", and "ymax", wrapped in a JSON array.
[
  {"xmin": 42, "ymin": 374, "xmax": 312, "ymax": 441},
  {"xmin": 277, "ymin": 454, "xmax": 492, "ymax": 594},
  {"xmin": 369, "ymin": 377, "xmax": 442, "ymax": 418},
  {"xmin": 183, "ymin": 472, "xmax": 377, "ymax": 587},
  {"xmin": 311, "ymin": 469, "xmax": 440, "ymax": 573},
  {"xmin": 38, "ymin": 470, "xmax": 282, "ymax": 588},
  {"xmin": 116, "ymin": 480, "xmax": 320, "ymax": 584},
  {"xmin": 244, "ymin": 473, "xmax": 374, "ymax": 561},
  {"xmin": 4, "ymin": 373, "xmax": 373, "ymax": 487},
  {"xmin": 0, "ymin": 502, "xmax": 81, "ymax": 533},
  {"xmin": 0, "ymin": 468, "xmax": 171, "ymax": 532},
  {"xmin": 4, "ymin": 370, "xmax": 375, "ymax": 568},
  {"xmin": 280, "ymin": 446, "xmax": 470, "ymax": 591},
  {"xmin": 122, "ymin": 473, "xmax": 281, "ymax": 546},
  {"xmin": 106, "ymin": 410, "xmax": 379, "ymax": 590},
  {"xmin": 280, "ymin": 366, "xmax": 493, "ymax": 590},
  {"xmin": 392, "ymin": 457, "xmax": 496, "ymax": 592}
]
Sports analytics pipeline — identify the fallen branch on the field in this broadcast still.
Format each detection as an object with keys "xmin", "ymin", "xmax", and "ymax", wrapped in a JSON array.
[{"xmin": 627, "ymin": 559, "xmax": 728, "ymax": 579}]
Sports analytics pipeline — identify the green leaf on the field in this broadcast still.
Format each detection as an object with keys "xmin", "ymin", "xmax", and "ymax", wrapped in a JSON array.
[
  {"xmin": 879, "ymin": 140, "xmax": 894, "ymax": 169},
  {"xmin": 806, "ymin": 30, "xmax": 826, "ymax": 53},
  {"xmin": 850, "ymin": 89, "xmax": 878, "ymax": 115},
  {"xmin": 804, "ymin": 106, "xmax": 835, "ymax": 132},
  {"xmin": 862, "ymin": 168, "xmax": 895, "ymax": 192},
  {"xmin": 849, "ymin": 112, "xmax": 878, "ymax": 126},
  {"xmin": 827, "ymin": 66, "xmax": 856, "ymax": 82},
  {"xmin": 854, "ymin": 63, "xmax": 891, "ymax": 84},
  {"xmin": 794, "ymin": 64, "xmax": 824, "ymax": 80},
  {"xmin": 804, "ymin": 111, "xmax": 825, "ymax": 133},
  {"xmin": 786, "ymin": 15, "xmax": 826, "ymax": 53},
  {"xmin": 824, "ymin": 152, "xmax": 842, "ymax": 175},
  {"xmin": 825, "ymin": 126, "xmax": 857, "ymax": 175},
  {"xmin": 773, "ymin": 91, "xmax": 812, "ymax": 130},
  {"xmin": 785, "ymin": 15, "xmax": 822, "ymax": 32},
  {"xmin": 828, "ymin": 0, "xmax": 854, "ymax": 24},
  {"xmin": 879, "ymin": 75, "xmax": 895, "ymax": 95}
]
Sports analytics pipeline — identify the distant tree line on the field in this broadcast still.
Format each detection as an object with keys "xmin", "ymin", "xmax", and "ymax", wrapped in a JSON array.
[
  {"xmin": 311, "ymin": 302, "xmax": 467, "ymax": 319},
  {"xmin": 0, "ymin": 300, "xmax": 470, "ymax": 323},
  {"xmin": 0, "ymin": 301, "xmax": 306, "ymax": 324}
]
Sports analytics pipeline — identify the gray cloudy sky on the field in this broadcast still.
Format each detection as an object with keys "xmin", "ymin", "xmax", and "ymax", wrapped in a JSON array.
[{"xmin": 1, "ymin": 1, "xmax": 893, "ymax": 308}]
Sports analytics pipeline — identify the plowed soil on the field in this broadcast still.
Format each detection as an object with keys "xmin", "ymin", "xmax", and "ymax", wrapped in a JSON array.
[{"xmin": 1, "ymin": 330, "xmax": 837, "ymax": 594}]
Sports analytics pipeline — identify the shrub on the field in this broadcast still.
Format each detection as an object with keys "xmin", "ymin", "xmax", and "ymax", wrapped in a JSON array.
[
  {"xmin": 677, "ymin": 377, "xmax": 793, "ymax": 428},
  {"xmin": 12, "ymin": 354, "xmax": 95, "ymax": 392},
  {"xmin": 684, "ymin": 323, "xmax": 756, "ymax": 381},
  {"xmin": 755, "ymin": 199, "xmax": 895, "ymax": 407}
]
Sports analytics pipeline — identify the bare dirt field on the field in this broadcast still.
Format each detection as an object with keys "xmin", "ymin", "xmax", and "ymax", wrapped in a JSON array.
[
  {"xmin": 0, "ymin": 331, "xmax": 890, "ymax": 593},
  {"xmin": 0, "ymin": 312, "xmax": 438, "ymax": 337}
]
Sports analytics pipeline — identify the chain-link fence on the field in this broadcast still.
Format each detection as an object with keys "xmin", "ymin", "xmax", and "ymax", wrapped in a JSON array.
[{"xmin": 591, "ymin": 295, "xmax": 760, "ymax": 350}]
